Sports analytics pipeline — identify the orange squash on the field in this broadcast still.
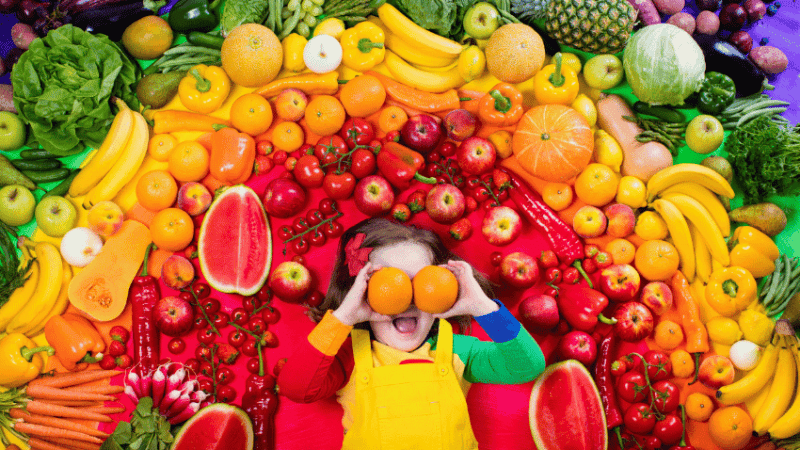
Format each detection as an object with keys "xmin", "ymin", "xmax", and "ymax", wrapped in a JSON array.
[
  {"xmin": 512, "ymin": 104, "xmax": 593, "ymax": 183},
  {"xmin": 68, "ymin": 220, "xmax": 152, "ymax": 322}
]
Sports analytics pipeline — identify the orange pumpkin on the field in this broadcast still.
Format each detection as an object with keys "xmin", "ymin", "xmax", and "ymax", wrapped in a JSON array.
[{"xmin": 512, "ymin": 104, "xmax": 593, "ymax": 183}]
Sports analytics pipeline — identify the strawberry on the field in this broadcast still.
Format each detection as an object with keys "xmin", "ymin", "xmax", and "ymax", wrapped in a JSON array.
[
  {"xmin": 584, "ymin": 244, "xmax": 601, "ymax": 259},
  {"xmin": 406, "ymin": 189, "xmax": 427, "ymax": 213},
  {"xmin": 464, "ymin": 196, "xmax": 479, "ymax": 215},
  {"xmin": 253, "ymin": 155, "xmax": 274, "ymax": 176},
  {"xmin": 539, "ymin": 250, "xmax": 559, "ymax": 269},
  {"xmin": 99, "ymin": 354, "xmax": 117, "ymax": 370},
  {"xmin": 582, "ymin": 257, "xmax": 598, "ymax": 274},
  {"xmin": 108, "ymin": 340, "xmax": 127, "ymax": 357},
  {"xmin": 216, "ymin": 343, "xmax": 240, "ymax": 365},
  {"xmin": 109, "ymin": 325, "xmax": 130, "ymax": 344},
  {"xmin": 115, "ymin": 354, "xmax": 133, "ymax": 370},
  {"xmin": 273, "ymin": 357, "xmax": 288, "ymax": 378},
  {"xmin": 492, "ymin": 169, "xmax": 511, "ymax": 189},
  {"xmin": 391, "ymin": 203, "xmax": 411, "ymax": 222},
  {"xmin": 449, "ymin": 218, "xmax": 473, "ymax": 241},
  {"xmin": 594, "ymin": 251, "xmax": 613, "ymax": 270}
]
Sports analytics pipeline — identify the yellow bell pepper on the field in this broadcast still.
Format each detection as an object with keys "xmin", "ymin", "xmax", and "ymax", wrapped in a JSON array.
[
  {"xmin": 729, "ymin": 226, "xmax": 780, "ymax": 278},
  {"xmin": 532, "ymin": 53, "xmax": 579, "ymax": 106},
  {"xmin": 340, "ymin": 22, "xmax": 385, "ymax": 72},
  {"xmin": 0, "ymin": 333, "xmax": 54, "ymax": 388},
  {"xmin": 282, "ymin": 33, "xmax": 308, "ymax": 73},
  {"xmin": 705, "ymin": 266, "xmax": 757, "ymax": 317},
  {"xmin": 178, "ymin": 64, "xmax": 231, "ymax": 114}
]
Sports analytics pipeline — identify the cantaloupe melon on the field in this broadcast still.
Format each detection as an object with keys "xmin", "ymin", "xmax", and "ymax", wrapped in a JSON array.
[{"xmin": 485, "ymin": 24, "xmax": 545, "ymax": 84}]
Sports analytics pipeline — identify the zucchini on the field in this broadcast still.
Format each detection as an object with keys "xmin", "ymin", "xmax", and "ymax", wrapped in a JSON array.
[
  {"xmin": 21, "ymin": 168, "xmax": 72, "ymax": 183},
  {"xmin": 20, "ymin": 149, "xmax": 59, "ymax": 160},
  {"xmin": 10, "ymin": 158, "xmax": 63, "ymax": 171},
  {"xmin": 42, "ymin": 170, "xmax": 80, "ymax": 199}
]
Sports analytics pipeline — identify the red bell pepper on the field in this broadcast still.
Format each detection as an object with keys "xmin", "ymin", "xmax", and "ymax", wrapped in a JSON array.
[
  {"xmin": 377, "ymin": 142, "xmax": 436, "ymax": 190},
  {"xmin": 556, "ymin": 284, "xmax": 616, "ymax": 332}
]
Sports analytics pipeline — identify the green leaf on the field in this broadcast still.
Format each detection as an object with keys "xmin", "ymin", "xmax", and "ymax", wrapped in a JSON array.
[
  {"xmin": 129, "ymin": 435, "xmax": 145, "ymax": 450},
  {"xmin": 114, "ymin": 422, "xmax": 134, "ymax": 443},
  {"xmin": 220, "ymin": 0, "xmax": 270, "ymax": 36}
]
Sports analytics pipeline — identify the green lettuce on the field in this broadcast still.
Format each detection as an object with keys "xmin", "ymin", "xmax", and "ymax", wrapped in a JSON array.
[
  {"xmin": 11, "ymin": 25, "xmax": 139, "ymax": 156},
  {"xmin": 388, "ymin": 0, "xmax": 458, "ymax": 39}
]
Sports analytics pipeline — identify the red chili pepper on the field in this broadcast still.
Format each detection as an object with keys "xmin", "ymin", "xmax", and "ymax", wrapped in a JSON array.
[
  {"xmin": 595, "ymin": 333, "xmax": 624, "ymax": 429},
  {"xmin": 376, "ymin": 141, "xmax": 437, "ymax": 190},
  {"xmin": 507, "ymin": 172, "xmax": 583, "ymax": 265},
  {"xmin": 556, "ymin": 284, "xmax": 617, "ymax": 332},
  {"xmin": 130, "ymin": 244, "xmax": 160, "ymax": 374}
]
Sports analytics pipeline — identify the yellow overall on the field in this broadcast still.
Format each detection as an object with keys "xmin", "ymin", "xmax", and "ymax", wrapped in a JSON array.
[{"xmin": 341, "ymin": 320, "xmax": 479, "ymax": 450}]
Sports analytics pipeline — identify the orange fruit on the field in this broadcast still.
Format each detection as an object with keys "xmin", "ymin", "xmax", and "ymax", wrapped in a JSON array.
[
  {"xmin": 708, "ymin": 406, "xmax": 753, "ymax": 450},
  {"xmin": 136, "ymin": 170, "xmax": 178, "ymax": 212},
  {"xmin": 412, "ymin": 266, "xmax": 459, "ymax": 314},
  {"xmin": 148, "ymin": 134, "xmax": 177, "ymax": 162},
  {"xmin": 634, "ymin": 240, "xmax": 680, "ymax": 281},
  {"xmin": 686, "ymin": 392, "xmax": 715, "ymax": 422},
  {"xmin": 541, "ymin": 182, "xmax": 573, "ymax": 211},
  {"xmin": 367, "ymin": 267, "xmax": 413, "ymax": 315},
  {"xmin": 485, "ymin": 23, "xmax": 545, "ymax": 84},
  {"xmin": 488, "ymin": 130, "xmax": 513, "ymax": 159},
  {"xmin": 574, "ymin": 163, "xmax": 619, "ymax": 207},
  {"xmin": 305, "ymin": 95, "xmax": 345, "ymax": 136},
  {"xmin": 168, "ymin": 141, "xmax": 209, "ymax": 183},
  {"xmin": 272, "ymin": 121, "xmax": 305, "ymax": 152},
  {"xmin": 340, "ymin": 75, "xmax": 386, "ymax": 118},
  {"xmin": 230, "ymin": 93, "xmax": 274, "ymax": 136},
  {"xmin": 605, "ymin": 238, "xmax": 636, "ymax": 265},
  {"xmin": 121, "ymin": 16, "xmax": 173, "ymax": 60},
  {"xmin": 670, "ymin": 349, "xmax": 695, "ymax": 378},
  {"xmin": 653, "ymin": 320, "xmax": 684, "ymax": 350},
  {"xmin": 378, "ymin": 106, "xmax": 408, "ymax": 134},
  {"xmin": 150, "ymin": 208, "xmax": 194, "ymax": 252},
  {"xmin": 221, "ymin": 23, "xmax": 282, "ymax": 87}
]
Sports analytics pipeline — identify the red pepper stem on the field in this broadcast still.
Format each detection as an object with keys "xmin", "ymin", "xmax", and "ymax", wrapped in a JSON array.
[
  {"xmin": 598, "ymin": 313, "xmax": 617, "ymax": 325},
  {"xmin": 140, "ymin": 243, "xmax": 156, "ymax": 277},
  {"xmin": 614, "ymin": 427, "xmax": 624, "ymax": 449},
  {"xmin": 191, "ymin": 68, "xmax": 211, "ymax": 93},
  {"xmin": 20, "ymin": 346, "xmax": 55, "ymax": 361},
  {"xmin": 573, "ymin": 260, "xmax": 593, "ymax": 288},
  {"xmin": 257, "ymin": 342, "xmax": 265, "ymax": 378},
  {"xmin": 679, "ymin": 404, "xmax": 687, "ymax": 446},
  {"xmin": 549, "ymin": 53, "xmax": 565, "ymax": 88},
  {"xmin": 688, "ymin": 352, "xmax": 702, "ymax": 385},
  {"xmin": 489, "ymin": 89, "xmax": 511, "ymax": 114},
  {"xmin": 414, "ymin": 172, "xmax": 437, "ymax": 184}
]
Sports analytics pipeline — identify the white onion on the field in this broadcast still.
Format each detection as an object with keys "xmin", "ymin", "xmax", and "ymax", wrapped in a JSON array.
[{"xmin": 729, "ymin": 340, "xmax": 762, "ymax": 371}]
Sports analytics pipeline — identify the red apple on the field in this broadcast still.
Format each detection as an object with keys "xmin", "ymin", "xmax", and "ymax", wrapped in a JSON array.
[
  {"xmin": 499, "ymin": 251, "xmax": 540, "ymax": 289},
  {"xmin": 425, "ymin": 184, "xmax": 465, "ymax": 224},
  {"xmin": 612, "ymin": 302, "xmax": 654, "ymax": 342},
  {"xmin": 558, "ymin": 331, "xmax": 598, "ymax": 366},
  {"xmin": 599, "ymin": 264, "xmax": 642, "ymax": 302},
  {"xmin": 262, "ymin": 178, "xmax": 307, "ymax": 218},
  {"xmin": 268, "ymin": 261, "xmax": 312, "ymax": 303},
  {"xmin": 698, "ymin": 355, "xmax": 736, "ymax": 389},
  {"xmin": 640, "ymin": 281, "xmax": 674, "ymax": 316},
  {"xmin": 153, "ymin": 296, "xmax": 195, "ymax": 337},
  {"xmin": 443, "ymin": 109, "xmax": 478, "ymax": 141},
  {"xmin": 400, "ymin": 114, "xmax": 442, "ymax": 154},
  {"xmin": 457, "ymin": 136, "xmax": 496, "ymax": 175},
  {"xmin": 354, "ymin": 175, "xmax": 395, "ymax": 216},
  {"xmin": 481, "ymin": 206, "xmax": 522, "ymax": 246},
  {"xmin": 518, "ymin": 294, "xmax": 560, "ymax": 332}
]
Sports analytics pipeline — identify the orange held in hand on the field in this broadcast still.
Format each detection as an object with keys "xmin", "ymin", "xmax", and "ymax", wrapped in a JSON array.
[
  {"xmin": 412, "ymin": 266, "xmax": 459, "ymax": 314},
  {"xmin": 367, "ymin": 267, "xmax": 413, "ymax": 315}
]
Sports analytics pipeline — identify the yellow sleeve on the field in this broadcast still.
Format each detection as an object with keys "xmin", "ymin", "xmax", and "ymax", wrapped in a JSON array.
[{"xmin": 308, "ymin": 310, "xmax": 353, "ymax": 356}]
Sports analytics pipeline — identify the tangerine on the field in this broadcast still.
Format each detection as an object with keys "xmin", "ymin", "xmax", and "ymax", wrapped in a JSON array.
[
  {"xmin": 412, "ymin": 266, "xmax": 459, "ymax": 314},
  {"xmin": 685, "ymin": 392, "xmax": 715, "ymax": 422},
  {"xmin": 148, "ymin": 134, "xmax": 177, "ymax": 162},
  {"xmin": 670, "ymin": 349, "xmax": 695, "ymax": 378},
  {"xmin": 221, "ymin": 24, "xmax": 282, "ymax": 87},
  {"xmin": 150, "ymin": 208, "xmax": 194, "ymax": 252},
  {"xmin": 230, "ymin": 93, "xmax": 274, "ymax": 136},
  {"xmin": 340, "ymin": 75, "xmax": 386, "ymax": 118},
  {"xmin": 305, "ymin": 95, "xmax": 346, "ymax": 136},
  {"xmin": 605, "ymin": 238, "xmax": 636, "ymax": 265},
  {"xmin": 272, "ymin": 121, "xmax": 305, "ymax": 152},
  {"xmin": 378, "ymin": 106, "xmax": 408, "ymax": 134},
  {"xmin": 367, "ymin": 267, "xmax": 413, "ymax": 315},
  {"xmin": 136, "ymin": 170, "xmax": 178, "ymax": 212},
  {"xmin": 541, "ymin": 182, "xmax": 573, "ymax": 211},
  {"xmin": 634, "ymin": 240, "xmax": 680, "ymax": 281},
  {"xmin": 574, "ymin": 163, "xmax": 618, "ymax": 207},
  {"xmin": 488, "ymin": 130, "xmax": 512, "ymax": 159},
  {"xmin": 168, "ymin": 141, "xmax": 210, "ymax": 183},
  {"xmin": 708, "ymin": 406, "xmax": 753, "ymax": 449},
  {"xmin": 653, "ymin": 320, "xmax": 684, "ymax": 350}
]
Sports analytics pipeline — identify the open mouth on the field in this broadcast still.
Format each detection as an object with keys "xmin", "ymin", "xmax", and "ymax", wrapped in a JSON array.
[{"xmin": 393, "ymin": 316, "xmax": 418, "ymax": 334}]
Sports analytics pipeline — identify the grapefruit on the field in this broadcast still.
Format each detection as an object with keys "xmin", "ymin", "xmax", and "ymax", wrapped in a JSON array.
[
  {"xmin": 221, "ymin": 24, "xmax": 283, "ymax": 87},
  {"xmin": 485, "ymin": 24, "xmax": 545, "ymax": 84},
  {"xmin": 172, "ymin": 404, "xmax": 253, "ymax": 450}
]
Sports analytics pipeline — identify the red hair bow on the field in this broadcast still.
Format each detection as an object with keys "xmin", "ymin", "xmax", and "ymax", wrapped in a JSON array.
[{"xmin": 345, "ymin": 233, "xmax": 373, "ymax": 277}]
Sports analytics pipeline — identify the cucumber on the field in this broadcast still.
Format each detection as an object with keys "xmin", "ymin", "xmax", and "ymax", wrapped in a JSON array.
[
  {"xmin": 10, "ymin": 158, "xmax": 63, "ymax": 171},
  {"xmin": 21, "ymin": 168, "xmax": 72, "ymax": 184},
  {"xmin": 186, "ymin": 32, "xmax": 225, "ymax": 50},
  {"xmin": 42, "ymin": 170, "xmax": 79, "ymax": 199},
  {"xmin": 20, "ymin": 149, "xmax": 59, "ymax": 160},
  {"xmin": 633, "ymin": 101, "xmax": 686, "ymax": 123}
]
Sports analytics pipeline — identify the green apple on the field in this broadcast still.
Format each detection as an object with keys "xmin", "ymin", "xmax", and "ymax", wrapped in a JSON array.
[
  {"xmin": 0, "ymin": 111, "xmax": 27, "ymax": 152},
  {"xmin": 583, "ymin": 54, "xmax": 625, "ymax": 90},
  {"xmin": 686, "ymin": 115, "xmax": 725, "ymax": 154},
  {"xmin": 0, "ymin": 184, "xmax": 35, "ymax": 226},
  {"xmin": 463, "ymin": 2, "xmax": 500, "ymax": 40},
  {"xmin": 35, "ymin": 196, "xmax": 78, "ymax": 237}
]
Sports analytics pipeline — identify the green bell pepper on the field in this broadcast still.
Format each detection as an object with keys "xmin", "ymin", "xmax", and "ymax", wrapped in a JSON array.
[
  {"xmin": 697, "ymin": 72, "xmax": 736, "ymax": 115},
  {"xmin": 168, "ymin": 0, "xmax": 222, "ymax": 32}
]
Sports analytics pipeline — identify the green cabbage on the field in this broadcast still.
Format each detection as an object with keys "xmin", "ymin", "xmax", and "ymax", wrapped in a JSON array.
[
  {"xmin": 623, "ymin": 24, "xmax": 706, "ymax": 106},
  {"xmin": 11, "ymin": 25, "xmax": 139, "ymax": 156}
]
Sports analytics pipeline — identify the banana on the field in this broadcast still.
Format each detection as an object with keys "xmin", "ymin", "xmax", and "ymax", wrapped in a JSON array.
[
  {"xmin": 386, "ymin": 33, "xmax": 459, "ymax": 68},
  {"xmin": 83, "ymin": 110, "xmax": 149, "ymax": 209},
  {"xmin": 768, "ymin": 339, "xmax": 800, "ymax": 439},
  {"xmin": 652, "ymin": 198, "xmax": 695, "ymax": 281},
  {"xmin": 660, "ymin": 193, "xmax": 730, "ymax": 266},
  {"xmin": 753, "ymin": 337, "xmax": 796, "ymax": 435},
  {"xmin": 0, "ymin": 260, "xmax": 39, "ymax": 332},
  {"xmin": 69, "ymin": 99, "xmax": 134, "ymax": 197},
  {"xmin": 748, "ymin": 378, "xmax": 774, "ymax": 420},
  {"xmin": 26, "ymin": 259, "xmax": 72, "ymax": 337},
  {"xmin": 377, "ymin": 3, "xmax": 463, "ymax": 57},
  {"xmin": 660, "ymin": 182, "xmax": 731, "ymax": 237},
  {"xmin": 413, "ymin": 59, "xmax": 459, "ymax": 73},
  {"xmin": 646, "ymin": 163, "xmax": 735, "ymax": 202},
  {"xmin": 689, "ymin": 222, "xmax": 712, "ymax": 284},
  {"xmin": 383, "ymin": 50, "xmax": 465, "ymax": 93},
  {"xmin": 6, "ymin": 241, "xmax": 63, "ymax": 334},
  {"xmin": 717, "ymin": 338, "xmax": 780, "ymax": 405}
]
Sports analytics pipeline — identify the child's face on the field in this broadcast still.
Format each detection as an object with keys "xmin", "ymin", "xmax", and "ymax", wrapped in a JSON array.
[{"xmin": 368, "ymin": 241, "xmax": 436, "ymax": 352}]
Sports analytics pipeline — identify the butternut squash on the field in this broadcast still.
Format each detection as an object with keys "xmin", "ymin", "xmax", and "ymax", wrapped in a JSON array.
[{"xmin": 68, "ymin": 220, "xmax": 152, "ymax": 322}]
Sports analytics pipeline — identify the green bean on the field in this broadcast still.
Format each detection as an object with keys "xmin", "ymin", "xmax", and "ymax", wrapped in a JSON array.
[
  {"xmin": 739, "ymin": 99, "xmax": 790, "ymax": 113},
  {"xmin": 773, "ymin": 254, "xmax": 795, "ymax": 306},
  {"xmin": 163, "ymin": 46, "xmax": 221, "ymax": 57},
  {"xmin": 762, "ymin": 257, "xmax": 784, "ymax": 306},
  {"xmin": 278, "ymin": 8, "xmax": 303, "ymax": 39},
  {"xmin": 738, "ymin": 108, "xmax": 787, "ymax": 127}
]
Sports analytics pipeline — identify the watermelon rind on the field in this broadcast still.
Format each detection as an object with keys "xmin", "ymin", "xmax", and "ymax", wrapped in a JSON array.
[
  {"xmin": 171, "ymin": 403, "xmax": 254, "ymax": 450},
  {"xmin": 529, "ymin": 359, "xmax": 608, "ymax": 450},
  {"xmin": 198, "ymin": 185, "xmax": 272, "ymax": 296}
]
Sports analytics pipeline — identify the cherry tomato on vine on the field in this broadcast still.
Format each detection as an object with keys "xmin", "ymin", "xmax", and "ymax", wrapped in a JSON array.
[
  {"xmin": 168, "ymin": 338, "xmax": 185, "ymax": 355},
  {"xmin": 289, "ymin": 237, "xmax": 310, "ymax": 255},
  {"xmin": 241, "ymin": 340, "xmax": 259, "ymax": 357},
  {"xmin": 322, "ymin": 220, "xmax": 344, "ymax": 239},
  {"xmin": 309, "ymin": 230, "xmax": 327, "ymax": 247},
  {"xmin": 276, "ymin": 225, "xmax": 294, "ymax": 241},
  {"xmin": 197, "ymin": 328, "xmax": 216, "ymax": 345},
  {"xmin": 307, "ymin": 291, "xmax": 324, "ymax": 307},
  {"xmin": 199, "ymin": 361, "xmax": 213, "ymax": 377},
  {"xmin": 262, "ymin": 307, "xmax": 280, "ymax": 325},
  {"xmin": 247, "ymin": 317, "xmax": 268, "ymax": 335},
  {"xmin": 644, "ymin": 350, "xmax": 672, "ymax": 381},
  {"xmin": 246, "ymin": 358, "xmax": 261, "ymax": 374},
  {"xmin": 623, "ymin": 403, "xmax": 657, "ymax": 435},
  {"xmin": 211, "ymin": 312, "xmax": 230, "ymax": 329},
  {"xmin": 184, "ymin": 358, "xmax": 200, "ymax": 374},
  {"xmin": 341, "ymin": 118, "xmax": 374, "ymax": 148},
  {"xmin": 192, "ymin": 282, "xmax": 211, "ymax": 299},
  {"xmin": 216, "ymin": 385, "xmax": 237, "ymax": 403},
  {"xmin": 195, "ymin": 346, "xmax": 211, "ymax": 361},
  {"xmin": 228, "ymin": 330, "xmax": 247, "ymax": 348},
  {"xmin": 231, "ymin": 308, "xmax": 249, "ymax": 326},
  {"xmin": 544, "ymin": 268, "xmax": 562, "ymax": 284},
  {"xmin": 438, "ymin": 142, "xmax": 457, "ymax": 157},
  {"xmin": 319, "ymin": 198, "xmax": 338, "ymax": 216},
  {"xmin": 243, "ymin": 297, "xmax": 262, "ymax": 313},
  {"xmin": 201, "ymin": 298, "xmax": 220, "ymax": 315},
  {"xmin": 197, "ymin": 378, "xmax": 214, "ymax": 394},
  {"xmin": 350, "ymin": 148, "xmax": 376, "ymax": 179},
  {"xmin": 306, "ymin": 209, "xmax": 324, "ymax": 226},
  {"xmin": 652, "ymin": 414, "xmax": 683, "ymax": 446},
  {"xmin": 650, "ymin": 380, "xmax": 680, "ymax": 414},
  {"xmin": 292, "ymin": 217, "xmax": 309, "ymax": 234},
  {"xmin": 617, "ymin": 371, "xmax": 650, "ymax": 403},
  {"xmin": 216, "ymin": 366, "xmax": 235, "ymax": 385}
]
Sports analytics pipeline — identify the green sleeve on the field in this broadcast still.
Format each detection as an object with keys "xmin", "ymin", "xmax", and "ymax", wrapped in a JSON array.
[{"xmin": 451, "ymin": 328, "xmax": 546, "ymax": 385}]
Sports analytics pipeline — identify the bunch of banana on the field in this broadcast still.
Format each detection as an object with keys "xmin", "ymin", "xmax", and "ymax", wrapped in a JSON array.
[
  {"xmin": 68, "ymin": 99, "xmax": 149, "ymax": 210},
  {"xmin": 769, "ymin": 325, "xmax": 800, "ymax": 440},
  {"xmin": 647, "ymin": 164, "xmax": 735, "ymax": 283}
]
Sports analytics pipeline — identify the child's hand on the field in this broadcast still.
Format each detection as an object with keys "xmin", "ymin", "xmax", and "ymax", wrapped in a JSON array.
[
  {"xmin": 332, "ymin": 262, "xmax": 392, "ymax": 326},
  {"xmin": 434, "ymin": 260, "xmax": 499, "ymax": 319}
]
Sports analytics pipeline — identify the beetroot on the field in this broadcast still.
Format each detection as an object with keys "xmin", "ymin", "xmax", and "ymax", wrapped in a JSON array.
[{"xmin": 720, "ymin": 3, "xmax": 748, "ymax": 31}]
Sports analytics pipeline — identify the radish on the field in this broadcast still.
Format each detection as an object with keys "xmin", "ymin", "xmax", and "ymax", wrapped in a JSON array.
[
  {"xmin": 166, "ymin": 367, "xmax": 187, "ymax": 394},
  {"xmin": 124, "ymin": 385, "xmax": 138, "ymax": 404},
  {"xmin": 190, "ymin": 390, "xmax": 208, "ymax": 403},
  {"xmin": 151, "ymin": 366, "xmax": 168, "ymax": 407},
  {"xmin": 125, "ymin": 370, "xmax": 143, "ymax": 398},
  {"xmin": 159, "ymin": 390, "xmax": 183, "ymax": 417},
  {"xmin": 167, "ymin": 393, "xmax": 191, "ymax": 418},
  {"xmin": 139, "ymin": 369, "xmax": 153, "ymax": 399},
  {"xmin": 168, "ymin": 401, "xmax": 201, "ymax": 425}
]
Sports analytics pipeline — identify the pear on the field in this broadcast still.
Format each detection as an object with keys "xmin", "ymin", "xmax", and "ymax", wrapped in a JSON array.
[
  {"xmin": 135, "ymin": 71, "xmax": 186, "ymax": 109},
  {"xmin": 701, "ymin": 156, "xmax": 734, "ymax": 183},
  {"xmin": 729, "ymin": 202, "xmax": 787, "ymax": 237},
  {"xmin": 0, "ymin": 155, "xmax": 37, "ymax": 190}
]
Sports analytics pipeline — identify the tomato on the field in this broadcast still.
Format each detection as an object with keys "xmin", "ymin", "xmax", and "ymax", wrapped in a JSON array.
[
  {"xmin": 184, "ymin": 358, "xmax": 201, "ymax": 374},
  {"xmin": 167, "ymin": 338, "xmax": 185, "ymax": 355},
  {"xmin": 291, "ymin": 255, "xmax": 306, "ymax": 266},
  {"xmin": 341, "ymin": 118, "xmax": 374, "ymax": 148},
  {"xmin": 306, "ymin": 209, "xmax": 324, "ymax": 226},
  {"xmin": 314, "ymin": 135, "xmax": 348, "ymax": 163},
  {"xmin": 276, "ymin": 225, "xmax": 294, "ymax": 241},
  {"xmin": 644, "ymin": 350, "xmax": 673, "ymax": 381},
  {"xmin": 617, "ymin": 371, "xmax": 650, "ymax": 403},
  {"xmin": 216, "ymin": 385, "xmax": 237, "ymax": 403},
  {"xmin": 464, "ymin": 176, "xmax": 482, "ymax": 191},
  {"xmin": 294, "ymin": 155, "xmax": 324, "ymax": 189},
  {"xmin": 200, "ymin": 361, "xmax": 213, "ymax": 377},
  {"xmin": 650, "ymin": 380, "xmax": 680, "ymax": 414},
  {"xmin": 640, "ymin": 435, "xmax": 662, "ymax": 450},
  {"xmin": 216, "ymin": 367, "xmax": 235, "ymax": 385},
  {"xmin": 197, "ymin": 327, "xmax": 217, "ymax": 345},
  {"xmin": 242, "ymin": 297, "xmax": 262, "ymax": 313},
  {"xmin": 211, "ymin": 311, "xmax": 230, "ymax": 329},
  {"xmin": 246, "ymin": 316, "xmax": 268, "ymax": 335},
  {"xmin": 438, "ymin": 141, "xmax": 457, "ymax": 157},
  {"xmin": 323, "ymin": 171, "xmax": 357, "ymax": 200},
  {"xmin": 653, "ymin": 414, "xmax": 682, "ymax": 446},
  {"xmin": 241, "ymin": 340, "xmax": 259, "ymax": 357},
  {"xmin": 246, "ymin": 357, "xmax": 261, "ymax": 374},
  {"xmin": 623, "ymin": 403, "xmax": 656, "ymax": 435},
  {"xmin": 307, "ymin": 291, "xmax": 324, "ymax": 307},
  {"xmin": 350, "ymin": 148, "xmax": 376, "ymax": 179},
  {"xmin": 256, "ymin": 286, "xmax": 272, "ymax": 302},
  {"xmin": 201, "ymin": 298, "xmax": 220, "ymax": 315},
  {"xmin": 309, "ymin": 230, "xmax": 327, "ymax": 247},
  {"xmin": 289, "ymin": 237, "xmax": 310, "ymax": 255},
  {"xmin": 193, "ymin": 313, "xmax": 208, "ymax": 330},
  {"xmin": 195, "ymin": 345, "xmax": 211, "ymax": 361},
  {"xmin": 544, "ymin": 268, "xmax": 562, "ymax": 284},
  {"xmin": 319, "ymin": 198, "xmax": 338, "ymax": 216},
  {"xmin": 230, "ymin": 308, "xmax": 250, "ymax": 326},
  {"xmin": 192, "ymin": 282, "xmax": 211, "ymax": 299},
  {"xmin": 292, "ymin": 217, "xmax": 309, "ymax": 234},
  {"xmin": 428, "ymin": 151, "xmax": 442, "ymax": 164},
  {"xmin": 197, "ymin": 378, "xmax": 214, "ymax": 394},
  {"xmin": 490, "ymin": 252, "xmax": 503, "ymax": 266},
  {"xmin": 322, "ymin": 220, "xmax": 344, "ymax": 238},
  {"xmin": 262, "ymin": 307, "xmax": 280, "ymax": 325},
  {"xmin": 228, "ymin": 330, "xmax": 247, "ymax": 348}
]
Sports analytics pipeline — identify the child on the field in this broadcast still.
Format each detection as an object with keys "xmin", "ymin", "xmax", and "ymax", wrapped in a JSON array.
[{"xmin": 277, "ymin": 218, "xmax": 546, "ymax": 449}]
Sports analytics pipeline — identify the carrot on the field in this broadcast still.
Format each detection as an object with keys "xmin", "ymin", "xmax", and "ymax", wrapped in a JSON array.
[
  {"xmin": 671, "ymin": 271, "xmax": 710, "ymax": 384},
  {"xmin": 26, "ymin": 385, "xmax": 115, "ymax": 402},
  {"xmin": 365, "ymin": 71, "xmax": 460, "ymax": 113},
  {"xmin": 72, "ymin": 405, "xmax": 125, "ymax": 415},
  {"xmin": 27, "ymin": 437, "xmax": 73, "ymax": 450},
  {"xmin": 28, "ymin": 370, "xmax": 121, "ymax": 389},
  {"xmin": 25, "ymin": 401, "xmax": 112, "ymax": 423},
  {"xmin": 152, "ymin": 110, "xmax": 230, "ymax": 134},
  {"xmin": 14, "ymin": 422, "xmax": 104, "ymax": 444},
  {"xmin": 33, "ymin": 400, "xmax": 103, "ymax": 407},
  {"xmin": 63, "ymin": 384, "xmax": 125, "ymax": 395},
  {"xmin": 9, "ymin": 409, "xmax": 109, "ymax": 438},
  {"xmin": 45, "ymin": 437, "xmax": 101, "ymax": 450}
]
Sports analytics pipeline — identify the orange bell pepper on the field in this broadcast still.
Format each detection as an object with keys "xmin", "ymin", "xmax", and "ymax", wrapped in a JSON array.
[
  {"xmin": 478, "ymin": 83, "xmax": 524, "ymax": 127},
  {"xmin": 43, "ymin": 313, "xmax": 105, "ymax": 372},
  {"xmin": 210, "ymin": 127, "xmax": 256, "ymax": 184}
]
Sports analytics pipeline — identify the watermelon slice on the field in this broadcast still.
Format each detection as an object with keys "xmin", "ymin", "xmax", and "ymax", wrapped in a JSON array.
[
  {"xmin": 198, "ymin": 185, "xmax": 271, "ymax": 296},
  {"xmin": 529, "ymin": 360, "xmax": 608, "ymax": 450},
  {"xmin": 172, "ymin": 403, "xmax": 253, "ymax": 450}
]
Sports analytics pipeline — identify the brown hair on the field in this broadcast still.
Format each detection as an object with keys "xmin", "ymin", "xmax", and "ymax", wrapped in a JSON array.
[{"xmin": 308, "ymin": 218, "xmax": 495, "ymax": 332}]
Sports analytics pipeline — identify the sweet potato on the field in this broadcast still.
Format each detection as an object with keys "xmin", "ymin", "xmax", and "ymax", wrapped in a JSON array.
[
  {"xmin": 667, "ymin": 12, "xmax": 696, "ymax": 35},
  {"xmin": 0, "ymin": 85, "xmax": 16, "ymax": 113},
  {"xmin": 696, "ymin": 10, "xmax": 720, "ymax": 35},
  {"xmin": 749, "ymin": 46, "xmax": 788, "ymax": 74},
  {"xmin": 653, "ymin": 0, "xmax": 684, "ymax": 15},
  {"xmin": 626, "ymin": 0, "xmax": 661, "ymax": 25}
]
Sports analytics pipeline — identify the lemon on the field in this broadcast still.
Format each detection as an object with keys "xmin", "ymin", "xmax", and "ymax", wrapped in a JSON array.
[
  {"xmin": 313, "ymin": 17, "xmax": 346, "ymax": 40},
  {"xmin": 282, "ymin": 33, "xmax": 308, "ymax": 73},
  {"xmin": 635, "ymin": 211, "xmax": 669, "ymax": 240},
  {"xmin": 616, "ymin": 176, "xmax": 647, "ymax": 208},
  {"xmin": 571, "ymin": 94, "xmax": 597, "ymax": 127},
  {"xmin": 593, "ymin": 130, "xmax": 623, "ymax": 172},
  {"xmin": 706, "ymin": 317, "xmax": 744, "ymax": 346},
  {"xmin": 561, "ymin": 53, "xmax": 582, "ymax": 73},
  {"xmin": 738, "ymin": 309, "xmax": 774, "ymax": 346},
  {"xmin": 458, "ymin": 45, "xmax": 486, "ymax": 82}
]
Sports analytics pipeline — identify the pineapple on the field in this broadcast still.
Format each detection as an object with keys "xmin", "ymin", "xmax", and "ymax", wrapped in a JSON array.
[
  {"xmin": 511, "ymin": 0, "xmax": 551, "ymax": 21},
  {"xmin": 545, "ymin": 0, "xmax": 636, "ymax": 54}
]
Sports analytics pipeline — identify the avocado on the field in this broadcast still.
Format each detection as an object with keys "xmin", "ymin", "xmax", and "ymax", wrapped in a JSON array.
[{"xmin": 136, "ymin": 71, "xmax": 186, "ymax": 109}]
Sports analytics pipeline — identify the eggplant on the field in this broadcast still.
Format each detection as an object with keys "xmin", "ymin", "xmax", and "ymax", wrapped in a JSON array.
[
  {"xmin": 70, "ymin": 1, "xmax": 154, "ymax": 41},
  {"xmin": 693, "ymin": 33, "xmax": 767, "ymax": 97}
]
